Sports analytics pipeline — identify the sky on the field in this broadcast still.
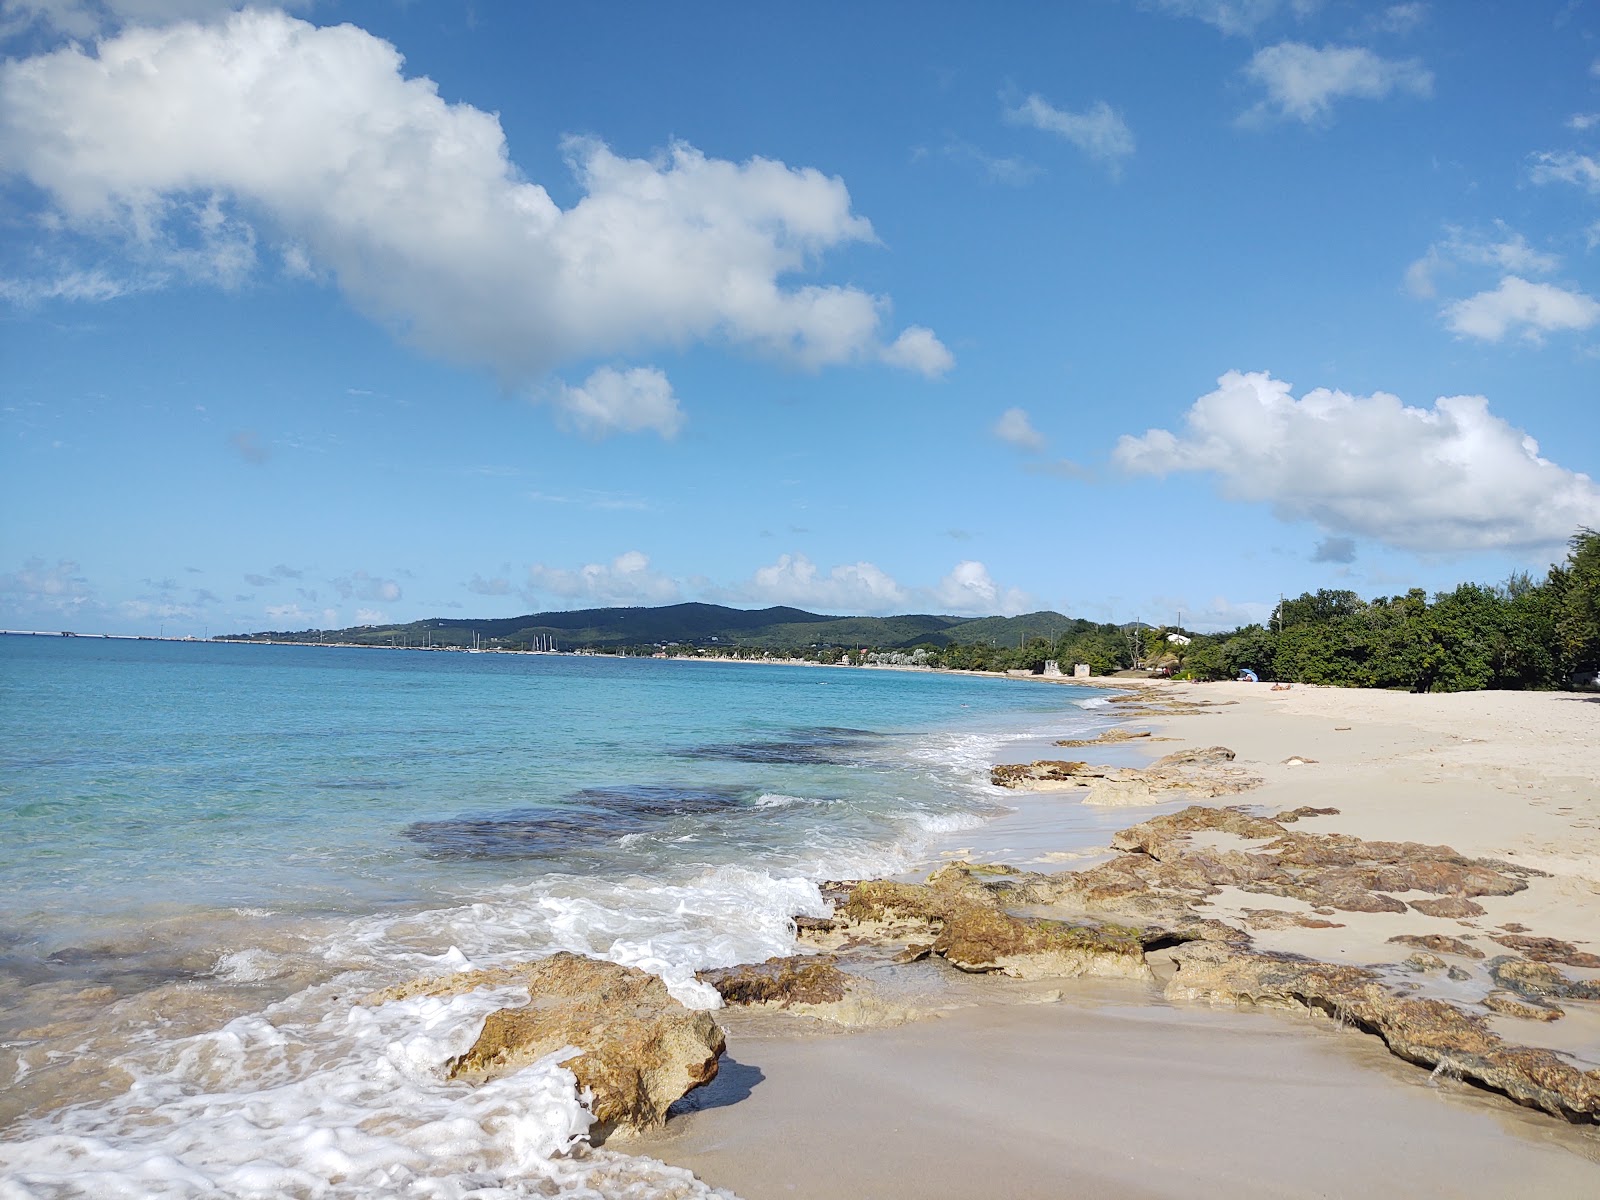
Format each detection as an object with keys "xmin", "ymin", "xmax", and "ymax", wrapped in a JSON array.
[{"xmin": 1, "ymin": 0, "xmax": 1598, "ymax": 637}]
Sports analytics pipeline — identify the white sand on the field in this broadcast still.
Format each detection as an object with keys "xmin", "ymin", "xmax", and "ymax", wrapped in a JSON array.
[{"xmin": 637, "ymin": 681, "xmax": 1600, "ymax": 1197}]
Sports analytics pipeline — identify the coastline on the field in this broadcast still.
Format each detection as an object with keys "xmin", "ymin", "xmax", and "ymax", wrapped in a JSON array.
[{"xmin": 634, "ymin": 680, "xmax": 1600, "ymax": 1197}]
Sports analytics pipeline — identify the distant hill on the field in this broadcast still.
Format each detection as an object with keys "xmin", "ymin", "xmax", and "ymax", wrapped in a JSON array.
[{"xmin": 228, "ymin": 601, "xmax": 1095, "ymax": 652}]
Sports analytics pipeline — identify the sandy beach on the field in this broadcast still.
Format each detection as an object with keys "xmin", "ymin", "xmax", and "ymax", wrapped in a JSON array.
[{"xmin": 635, "ymin": 680, "xmax": 1600, "ymax": 1197}]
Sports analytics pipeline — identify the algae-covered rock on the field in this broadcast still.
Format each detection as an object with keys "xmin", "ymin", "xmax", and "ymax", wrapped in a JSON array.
[
  {"xmin": 447, "ymin": 953, "xmax": 724, "ymax": 1135},
  {"xmin": 933, "ymin": 906, "xmax": 1151, "ymax": 981},
  {"xmin": 696, "ymin": 955, "xmax": 849, "ymax": 1008},
  {"xmin": 1484, "ymin": 991, "xmax": 1565, "ymax": 1022}
]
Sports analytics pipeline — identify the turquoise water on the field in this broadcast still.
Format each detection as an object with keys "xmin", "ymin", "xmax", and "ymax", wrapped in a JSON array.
[{"xmin": 0, "ymin": 636, "xmax": 1112, "ymax": 1196}]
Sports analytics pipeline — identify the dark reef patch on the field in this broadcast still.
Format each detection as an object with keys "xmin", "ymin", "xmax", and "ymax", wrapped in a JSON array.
[
  {"xmin": 404, "ymin": 783, "xmax": 755, "ymax": 860},
  {"xmin": 672, "ymin": 726, "xmax": 882, "ymax": 766}
]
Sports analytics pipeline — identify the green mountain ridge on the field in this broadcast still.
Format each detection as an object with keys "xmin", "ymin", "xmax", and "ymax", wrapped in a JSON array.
[{"xmin": 229, "ymin": 602, "xmax": 1094, "ymax": 652}]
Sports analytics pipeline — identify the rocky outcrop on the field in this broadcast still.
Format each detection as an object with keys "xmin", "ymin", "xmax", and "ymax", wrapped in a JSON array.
[
  {"xmin": 1055, "ymin": 728, "xmax": 1164, "ymax": 747},
  {"xmin": 800, "ymin": 867, "xmax": 1154, "ymax": 981},
  {"xmin": 990, "ymin": 751, "xmax": 1260, "ymax": 805},
  {"xmin": 1483, "ymin": 991, "xmax": 1564, "ymax": 1021},
  {"xmin": 1388, "ymin": 934, "xmax": 1485, "ymax": 960},
  {"xmin": 1488, "ymin": 956, "xmax": 1600, "ymax": 1002},
  {"xmin": 1165, "ymin": 941, "xmax": 1600, "ymax": 1123},
  {"xmin": 444, "ymin": 953, "xmax": 725, "ymax": 1135},
  {"xmin": 1409, "ymin": 896, "xmax": 1487, "ymax": 918},
  {"xmin": 932, "ymin": 906, "xmax": 1150, "ymax": 980},
  {"xmin": 1489, "ymin": 935, "xmax": 1600, "ymax": 968},
  {"xmin": 696, "ymin": 955, "xmax": 849, "ymax": 1007},
  {"xmin": 1064, "ymin": 805, "xmax": 1545, "ymax": 919}
]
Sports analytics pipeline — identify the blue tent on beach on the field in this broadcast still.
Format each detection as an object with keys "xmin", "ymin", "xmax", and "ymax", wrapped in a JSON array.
[{"xmin": 1237, "ymin": 668, "xmax": 1259, "ymax": 682}]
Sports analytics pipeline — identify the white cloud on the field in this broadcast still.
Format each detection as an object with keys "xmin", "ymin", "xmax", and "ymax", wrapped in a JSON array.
[
  {"xmin": 1242, "ymin": 43, "xmax": 1432, "ymax": 124},
  {"xmin": 332, "ymin": 570, "xmax": 402, "ymax": 603},
  {"xmin": 1368, "ymin": 3, "xmax": 1426, "ymax": 35},
  {"xmin": 1405, "ymin": 224, "xmax": 1559, "ymax": 300},
  {"xmin": 1529, "ymin": 151, "xmax": 1600, "ymax": 195},
  {"xmin": 1311, "ymin": 536, "xmax": 1356, "ymax": 563},
  {"xmin": 881, "ymin": 326, "xmax": 955, "ymax": 376},
  {"xmin": 745, "ymin": 554, "xmax": 909, "ymax": 613},
  {"xmin": 467, "ymin": 574, "xmax": 511, "ymax": 596},
  {"xmin": 993, "ymin": 407, "xmax": 1046, "ymax": 451},
  {"xmin": 524, "ymin": 551, "xmax": 680, "ymax": 607},
  {"xmin": 1004, "ymin": 95, "xmax": 1135, "ymax": 172},
  {"xmin": 1567, "ymin": 113, "xmax": 1600, "ymax": 133},
  {"xmin": 0, "ymin": 10, "xmax": 949, "ymax": 401},
  {"xmin": 1113, "ymin": 369, "xmax": 1600, "ymax": 553},
  {"xmin": 551, "ymin": 366, "xmax": 684, "ymax": 440},
  {"xmin": 1444, "ymin": 276, "xmax": 1600, "ymax": 342},
  {"xmin": 0, "ymin": 556, "xmax": 94, "ymax": 614},
  {"xmin": 0, "ymin": 0, "xmax": 308, "ymax": 39},
  {"xmin": 1151, "ymin": 0, "xmax": 1316, "ymax": 37},
  {"xmin": 353, "ymin": 607, "xmax": 386, "ymax": 624},
  {"xmin": 931, "ymin": 561, "xmax": 1030, "ymax": 617}
]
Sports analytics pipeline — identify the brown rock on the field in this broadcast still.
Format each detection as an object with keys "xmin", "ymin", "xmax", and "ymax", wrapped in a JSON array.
[
  {"xmin": 1151, "ymin": 745, "xmax": 1237, "ymax": 767},
  {"xmin": 990, "ymin": 760, "xmax": 1088, "ymax": 787},
  {"xmin": 1483, "ymin": 991, "xmax": 1565, "ymax": 1022},
  {"xmin": 1387, "ymin": 934, "xmax": 1485, "ymax": 960},
  {"xmin": 696, "ymin": 955, "xmax": 849, "ymax": 1008},
  {"xmin": 933, "ymin": 907, "xmax": 1152, "ymax": 981},
  {"xmin": 1489, "ymin": 936, "xmax": 1600, "ymax": 968},
  {"xmin": 1277, "ymin": 806, "xmax": 1340, "ymax": 822},
  {"xmin": 1404, "ymin": 952, "xmax": 1447, "ymax": 972},
  {"xmin": 1165, "ymin": 941, "xmax": 1600, "ymax": 1122},
  {"xmin": 1055, "ymin": 729, "xmax": 1158, "ymax": 747},
  {"xmin": 447, "ymin": 953, "xmax": 724, "ymax": 1134},
  {"xmin": 1488, "ymin": 956, "xmax": 1600, "ymax": 1002},
  {"xmin": 1409, "ymin": 897, "xmax": 1487, "ymax": 918},
  {"xmin": 1240, "ymin": 908, "xmax": 1345, "ymax": 931}
]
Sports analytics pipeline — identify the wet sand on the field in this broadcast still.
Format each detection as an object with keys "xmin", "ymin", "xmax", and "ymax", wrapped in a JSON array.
[{"xmin": 637, "ymin": 681, "xmax": 1600, "ymax": 1198}]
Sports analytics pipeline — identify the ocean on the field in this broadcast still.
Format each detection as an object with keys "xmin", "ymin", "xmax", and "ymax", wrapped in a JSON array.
[{"xmin": 0, "ymin": 636, "xmax": 1115, "ymax": 1197}]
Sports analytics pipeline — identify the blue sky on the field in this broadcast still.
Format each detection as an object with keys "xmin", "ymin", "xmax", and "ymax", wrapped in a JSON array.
[{"xmin": 2, "ymin": 0, "xmax": 1597, "ymax": 636}]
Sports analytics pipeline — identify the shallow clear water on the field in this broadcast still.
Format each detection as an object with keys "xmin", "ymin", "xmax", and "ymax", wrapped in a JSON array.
[{"xmin": 0, "ymin": 636, "xmax": 1113, "ymax": 1196}]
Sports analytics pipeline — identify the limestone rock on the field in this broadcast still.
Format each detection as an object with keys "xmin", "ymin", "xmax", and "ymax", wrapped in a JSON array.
[
  {"xmin": 1484, "ymin": 991, "xmax": 1565, "ymax": 1022},
  {"xmin": 1388, "ymin": 934, "xmax": 1485, "ymax": 960},
  {"xmin": 1488, "ymin": 956, "xmax": 1600, "ymax": 1002},
  {"xmin": 1404, "ymin": 952, "xmax": 1447, "ymax": 972},
  {"xmin": 933, "ymin": 906, "xmax": 1151, "ymax": 981},
  {"xmin": 447, "ymin": 953, "xmax": 725, "ymax": 1135},
  {"xmin": 696, "ymin": 955, "xmax": 849, "ymax": 1008},
  {"xmin": 1409, "ymin": 896, "xmax": 1487, "ymax": 919},
  {"xmin": 1165, "ymin": 941, "xmax": 1600, "ymax": 1123},
  {"xmin": 1489, "ymin": 935, "xmax": 1600, "ymax": 968},
  {"xmin": 1240, "ymin": 908, "xmax": 1345, "ymax": 931}
]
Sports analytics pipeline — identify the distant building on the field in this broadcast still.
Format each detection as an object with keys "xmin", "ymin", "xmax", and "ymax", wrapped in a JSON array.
[
  {"xmin": 1073, "ymin": 663, "xmax": 1090, "ymax": 678},
  {"xmin": 1043, "ymin": 660, "xmax": 1062, "ymax": 677},
  {"xmin": 1166, "ymin": 633, "xmax": 1192, "ymax": 646}
]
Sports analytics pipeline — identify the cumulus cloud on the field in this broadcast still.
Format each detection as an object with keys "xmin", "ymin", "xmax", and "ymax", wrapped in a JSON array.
[
  {"xmin": 993, "ymin": 406, "xmax": 1046, "ymax": 451},
  {"xmin": 1444, "ymin": 276, "xmax": 1600, "ymax": 342},
  {"xmin": 745, "ymin": 554, "xmax": 909, "ymax": 613},
  {"xmin": 881, "ymin": 326, "xmax": 955, "ymax": 376},
  {"xmin": 931, "ymin": 561, "xmax": 1030, "ymax": 617},
  {"xmin": 1005, "ymin": 95, "xmax": 1135, "ymax": 172},
  {"xmin": 1242, "ymin": 43, "xmax": 1432, "ymax": 124},
  {"xmin": 1113, "ymin": 370, "xmax": 1600, "ymax": 553},
  {"xmin": 0, "ymin": 9, "xmax": 950, "ymax": 413},
  {"xmin": 550, "ymin": 366, "xmax": 684, "ymax": 440},
  {"xmin": 1530, "ymin": 151, "xmax": 1600, "ymax": 195},
  {"xmin": 525, "ymin": 551, "xmax": 680, "ymax": 607}
]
